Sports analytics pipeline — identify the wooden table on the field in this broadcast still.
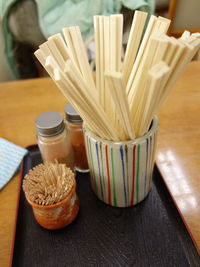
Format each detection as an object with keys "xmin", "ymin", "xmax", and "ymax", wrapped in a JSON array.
[
  {"xmin": 0, "ymin": 62, "xmax": 200, "ymax": 265},
  {"xmin": 156, "ymin": 61, "xmax": 200, "ymax": 253}
]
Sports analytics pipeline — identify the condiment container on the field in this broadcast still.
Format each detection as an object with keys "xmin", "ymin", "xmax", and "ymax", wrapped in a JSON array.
[
  {"xmin": 64, "ymin": 104, "xmax": 89, "ymax": 172},
  {"xmin": 83, "ymin": 116, "xmax": 158, "ymax": 207},
  {"xmin": 35, "ymin": 111, "xmax": 74, "ymax": 169},
  {"xmin": 23, "ymin": 162, "xmax": 79, "ymax": 230},
  {"xmin": 25, "ymin": 182, "xmax": 79, "ymax": 230}
]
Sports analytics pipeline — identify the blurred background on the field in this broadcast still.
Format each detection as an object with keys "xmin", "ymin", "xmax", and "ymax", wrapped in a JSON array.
[{"xmin": 0, "ymin": 0, "xmax": 199, "ymax": 82}]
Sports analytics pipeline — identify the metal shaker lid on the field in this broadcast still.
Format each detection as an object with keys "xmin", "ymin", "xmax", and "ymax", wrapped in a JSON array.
[
  {"xmin": 64, "ymin": 103, "xmax": 83, "ymax": 124},
  {"xmin": 35, "ymin": 111, "xmax": 65, "ymax": 137}
]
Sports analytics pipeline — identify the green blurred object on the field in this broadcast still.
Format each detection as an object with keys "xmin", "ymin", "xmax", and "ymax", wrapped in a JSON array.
[
  {"xmin": 1, "ymin": 0, "xmax": 21, "ymax": 78},
  {"xmin": 36, "ymin": 0, "xmax": 155, "ymax": 40}
]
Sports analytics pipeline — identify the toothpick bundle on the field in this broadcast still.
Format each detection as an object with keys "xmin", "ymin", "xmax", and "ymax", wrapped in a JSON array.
[
  {"xmin": 23, "ymin": 162, "xmax": 75, "ymax": 205},
  {"xmin": 35, "ymin": 11, "xmax": 200, "ymax": 141}
]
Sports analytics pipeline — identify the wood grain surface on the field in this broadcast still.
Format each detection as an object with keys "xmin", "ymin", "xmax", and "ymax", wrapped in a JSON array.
[
  {"xmin": 157, "ymin": 61, "xmax": 200, "ymax": 253},
  {"xmin": 0, "ymin": 62, "xmax": 200, "ymax": 266}
]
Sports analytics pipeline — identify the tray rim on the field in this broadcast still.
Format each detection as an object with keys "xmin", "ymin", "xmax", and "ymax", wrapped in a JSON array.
[{"xmin": 9, "ymin": 144, "xmax": 37, "ymax": 267}]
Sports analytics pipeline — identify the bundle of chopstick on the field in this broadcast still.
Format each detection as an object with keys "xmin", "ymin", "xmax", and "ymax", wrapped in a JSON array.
[{"xmin": 35, "ymin": 11, "xmax": 200, "ymax": 141}]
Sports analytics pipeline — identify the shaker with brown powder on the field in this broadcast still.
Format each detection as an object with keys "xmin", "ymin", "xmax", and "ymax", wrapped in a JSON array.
[
  {"xmin": 64, "ymin": 104, "xmax": 89, "ymax": 172},
  {"xmin": 35, "ymin": 111, "xmax": 74, "ymax": 169}
]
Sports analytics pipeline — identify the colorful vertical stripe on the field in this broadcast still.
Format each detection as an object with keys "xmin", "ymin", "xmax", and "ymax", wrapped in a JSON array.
[
  {"xmin": 110, "ymin": 148, "xmax": 117, "ymax": 207},
  {"xmin": 136, "ymin": 144, "xmax": 140, "ymax": 204},
  {"xmin": 130, "ymin": 145, "xmax": 136, "ymax": 206},
  {"xmin": 95, "ymin": 142, "xmax": 104, "ymax": 201},
  {"xmin": 120, "ymin": 146, "xmax": 127, "ymax": 207},
  {"xmin": 147, "ymin": 135, "xmax": 153, "ymax": 192},
  {"xmin": 88, "ymin": 138, "xmax": 97, "ymax": 193},
  {"xmin": 105, "ymin": 145, "xmax": 111, "ymax": 205},
  {"xmin": 144, "ymin": 138, "xmax": 149, "ymax": 197}
]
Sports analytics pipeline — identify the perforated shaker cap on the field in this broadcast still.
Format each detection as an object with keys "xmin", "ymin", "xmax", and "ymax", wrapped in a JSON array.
[
  {"xmin": 64, "ymin": 104, "xmax": 83, "ymax": 124},
  {"xmin": 35, "ymin": 111, "xmax": 65, "ymax": 137}
]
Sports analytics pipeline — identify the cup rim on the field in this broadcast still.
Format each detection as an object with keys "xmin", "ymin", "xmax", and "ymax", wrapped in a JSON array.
[
  {"xmin": 83, "ymin": 115, "xmax": 158, "ymax": 145},
  {"xmin": 25, "ymin": 182, "xmax": 76, "ymax": 210}
]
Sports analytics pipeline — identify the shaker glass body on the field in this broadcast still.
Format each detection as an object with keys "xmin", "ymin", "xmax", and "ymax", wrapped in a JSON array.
[
  {"xmin": 35, "ymin": 111, "xmax": 74, "ymax": 170},
  {"xmin": 37, "ymin": 128, "xmax": 74, "ymax": 169},
  {"xmin": 66, "ymin": 121, "xmax": 89, "ymax": 172}
]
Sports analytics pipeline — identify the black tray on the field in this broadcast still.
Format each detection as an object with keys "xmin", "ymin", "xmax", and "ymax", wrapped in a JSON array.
[{"xmin": 12, "ymin": 145, "xmax": 200, "ymax": 267}]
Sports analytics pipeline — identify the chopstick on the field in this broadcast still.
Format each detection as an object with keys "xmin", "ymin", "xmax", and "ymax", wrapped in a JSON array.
[
  {"xmin": 105, "ymin": 71, "xmax": 135, "ymax": 140},
  {"xmin": 122, "ymin": 11, "xmax": 148, "ymax": 85}
]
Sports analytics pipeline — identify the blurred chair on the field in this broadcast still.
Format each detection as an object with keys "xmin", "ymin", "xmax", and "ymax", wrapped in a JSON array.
[
  {"xmin": 168, "ymin": 0, "xmax": 200, "ymax": 37},
  {"xmin": 155, "ymin": 0, "xmax": 169, "ymax": 16}
]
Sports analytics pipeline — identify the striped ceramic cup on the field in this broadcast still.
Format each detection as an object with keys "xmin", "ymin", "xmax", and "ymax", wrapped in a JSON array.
[{"xmin": 83, "ymin": 116, "xmax": 158, "ymax": 207}]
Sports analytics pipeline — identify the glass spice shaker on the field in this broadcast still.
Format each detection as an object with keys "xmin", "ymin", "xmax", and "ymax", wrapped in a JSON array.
[
  {"xmin": 35, "ymin": 111, "xmax": 74, "ymax": 170},
  {"xmin": 64, "ymin": 104, "xmax": 89, "ymax": 173}
]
